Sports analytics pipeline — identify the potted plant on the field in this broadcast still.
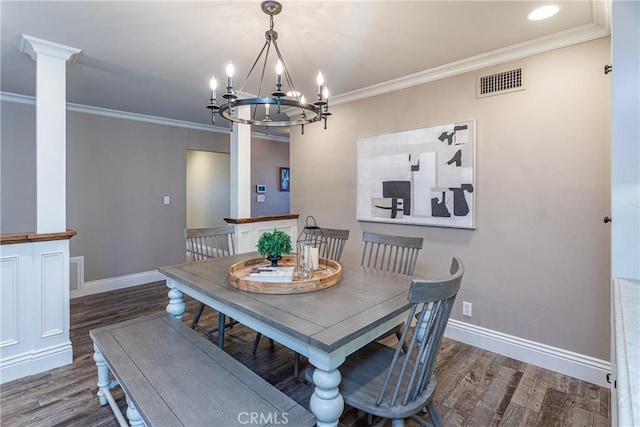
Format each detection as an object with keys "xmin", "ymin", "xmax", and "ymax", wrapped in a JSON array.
[{"xmin": 256, "ymin": 229, "xmax": 292, "ymax": 266}]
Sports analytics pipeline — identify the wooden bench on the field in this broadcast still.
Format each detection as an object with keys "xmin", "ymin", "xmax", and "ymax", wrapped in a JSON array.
[{"xmin": 90, "ymin": 312, "xmax": 315, "ymax": 427}]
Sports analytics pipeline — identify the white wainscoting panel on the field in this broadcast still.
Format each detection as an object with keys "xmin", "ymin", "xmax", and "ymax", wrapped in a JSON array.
[
  {"xmin": 1, "ymin": 256, "xmax": 20, "ymax": 348},
  {"xmin": 40, "ymin": 251, "xmax": 65, "ymax": 338},
  {"xmin": 0, "ymin": 240, "xmax": 72, "ymax": 384},
  {"xmin": 233, "ymin": 218, "xmax": 298, "ymax": 254}
]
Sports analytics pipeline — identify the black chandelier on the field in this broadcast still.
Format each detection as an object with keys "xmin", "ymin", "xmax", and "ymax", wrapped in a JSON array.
[{"xmin": 207, "ymin": 1, "xmax": 331, "ymax": 134}]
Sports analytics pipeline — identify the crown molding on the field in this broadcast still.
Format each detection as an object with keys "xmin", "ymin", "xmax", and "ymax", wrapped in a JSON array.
[
  {"xmin": 0, "ymin": 92, "xmax": 289, "ymax": 143},
  {"xmin": 19, "ymin": 34, "xmax": 81, "ymax": 63},
  {"xmin": 332, "ymin": 21, "xmax": 610, "ymax": 106}
]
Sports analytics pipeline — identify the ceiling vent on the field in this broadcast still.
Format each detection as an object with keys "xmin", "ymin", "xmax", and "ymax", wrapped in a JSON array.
[{"xmin": 477, "ymin": 67, "xmax": 525, "ymax": 98}]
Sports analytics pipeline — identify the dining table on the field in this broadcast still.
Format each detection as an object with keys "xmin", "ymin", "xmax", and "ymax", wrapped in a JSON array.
[{"xmin": 159, "ymin": 251, "xmax": 413, "ymax": 427}]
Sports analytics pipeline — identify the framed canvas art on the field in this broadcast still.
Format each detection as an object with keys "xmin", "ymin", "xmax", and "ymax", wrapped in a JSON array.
[
  {"xmin": 279, "ymin": 167, "xmax": 290, "ymax": 192},
  {"xmin": 357, "ymin": 120, "xmax": 475, "ymax": 229}
]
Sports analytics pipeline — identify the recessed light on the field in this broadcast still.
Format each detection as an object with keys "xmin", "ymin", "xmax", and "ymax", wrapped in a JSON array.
[{"xmin": 527, "ymin": 5, "xmax": 560, "ymax": 21}]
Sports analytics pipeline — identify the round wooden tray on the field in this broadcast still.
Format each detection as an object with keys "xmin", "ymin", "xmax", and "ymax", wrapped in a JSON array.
[{"xmin": 228, "ymin": 255, "xmax": 342, "ymax": 294}]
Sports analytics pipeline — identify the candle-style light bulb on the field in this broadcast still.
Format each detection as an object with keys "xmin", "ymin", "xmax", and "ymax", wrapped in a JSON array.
[
  {"xmin": 323, "ymin": 87, "xmax": 329, "ymax": 102},
  {"xmin": 300, "ymin": 95, "xmax": 306, "ymax": 105},
  {"xmin": 226, "ymin": 62, "xmax": 234, "ymax": 91},
  {"xmin": 209, "ymin": 76, "xmax": 217, "ymax": 104},
  {"xmin": 275, "ymin": 59, "xmax": 283, "ymax": 88},
  {"xmin": 316, "ymin": 71, "xmax": 324, "ymax": 98}
]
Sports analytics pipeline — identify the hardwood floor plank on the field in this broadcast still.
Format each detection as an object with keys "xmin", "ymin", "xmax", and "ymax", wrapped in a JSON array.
[
  {"xmin": 467, "ymin": 365, "xmax": 518, "ymax": 425},
  {"xmin": 0, "ymin": 281, "xmax": 611, "ymax": 427},
  {"xmin": 511, "ymin": 364, "xmax": 549, "ymax": 413},
  {"xmin": 572, "ymin": 406, "xmax": 610, "ymax": 427},
  {"xmin": 500, "ymin": 402, "xmax": 538, "ymax": 426},
  {"xmin": 536, "ymin": 388, "xmax": 575, "ymax": 426}
]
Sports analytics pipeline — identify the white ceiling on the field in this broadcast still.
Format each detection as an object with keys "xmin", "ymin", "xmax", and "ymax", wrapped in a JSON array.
[{"xmin": 1, "ymin": 1, "xmax": 610, "ymax": 137}]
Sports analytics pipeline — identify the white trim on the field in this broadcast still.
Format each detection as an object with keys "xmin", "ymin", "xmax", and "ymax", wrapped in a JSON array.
[
  {"xmin": 332, "ymin": 22, "xmax": 609, "ymax": 106},
  {"xmin": 445, "ymin": 319, "xmax": 611, "ymax": 388},
  {"xmin": 75, "ymin": 270, "xmax": 165, "ymax": 298},
  {"xmin": 0, "ymin": 92, "xmax": 289, "ymax": 144},
  {"xmin": 0, "ymin": 342, "xmax": 72, "ymax": 384}
]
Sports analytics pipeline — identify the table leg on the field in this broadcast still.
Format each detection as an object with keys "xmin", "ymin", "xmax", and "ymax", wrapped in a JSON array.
[
  {"xmin": 166, "ymin": 281, "xmax": 186, "ymax": 319},
  {"xmin": 309, "ymin": 366, "xmax": 344, "ymax": 427}
]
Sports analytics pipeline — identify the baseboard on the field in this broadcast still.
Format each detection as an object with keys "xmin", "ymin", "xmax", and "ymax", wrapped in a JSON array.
[
  {"xmin": 75, "ymin": 270, "xmax": 166, "ymax": 298},
  {"xmin": 0, "ymin": 342, "xmax": 73, "ymax": 384},
  {"xmin": 445, "ymin": 319, "xmax": 611, "ymax": 388}
]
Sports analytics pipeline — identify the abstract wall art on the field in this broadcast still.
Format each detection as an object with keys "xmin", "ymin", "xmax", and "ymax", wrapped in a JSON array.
[{"xmin": 357, "ymin": 120, "xmax": 475, "ymax": 229}]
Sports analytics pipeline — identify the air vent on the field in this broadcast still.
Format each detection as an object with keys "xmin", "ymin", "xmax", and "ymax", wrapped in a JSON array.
[
  {"xmin": 69, "ymin": 256, "xmax": 84, "ymax": 298},
  {"xmin": 477, "ymin": 67, "xmax": 525, "ymax": 98}
]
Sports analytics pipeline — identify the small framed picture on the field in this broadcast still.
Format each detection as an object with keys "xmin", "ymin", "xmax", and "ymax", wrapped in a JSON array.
[
  {"xmin": 256, "ymin": 184, "xmax": 266, "ymax": 193},
  {"xmin": 279, "ymin": 167, "xmax": 290, "ymax": 192}
]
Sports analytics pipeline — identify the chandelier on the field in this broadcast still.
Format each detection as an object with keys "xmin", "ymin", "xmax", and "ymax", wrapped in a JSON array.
[{"xmin": 207, "ymin": 1, "xmax": 331, "ymax": 134}]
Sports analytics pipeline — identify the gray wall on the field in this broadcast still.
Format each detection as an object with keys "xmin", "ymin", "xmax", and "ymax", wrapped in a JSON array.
[
  {"xmin": 67, "ymin": 112, "xmax": 227, "ymax": 282},
  {"xmin": 0, "ymin": 103, "xmax": 290, "ymax": 282},
  {"xmin": 250, "ymin": 137, "xmax": 290, "ymax": 216},
  {"xmin": 290, "ymin": 38, "xmax": 611, "ymax": 361}
]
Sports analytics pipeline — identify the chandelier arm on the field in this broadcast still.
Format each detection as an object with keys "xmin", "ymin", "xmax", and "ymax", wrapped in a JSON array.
[
  {"xmin": 238, "ymin": 40, "xmax": 270, "ymax": 94},
  {"xmin": 251, "ymin": 42, "xmax": 273, "ymax": 122},
  {"xmin": 256, "ymin": 42, "xmax": 272, "ymax": 98}
]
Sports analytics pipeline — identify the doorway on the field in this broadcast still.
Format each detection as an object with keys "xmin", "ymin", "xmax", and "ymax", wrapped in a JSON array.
[{"xmin": 186, "ymin": 150, "xmax": 230, "ymax": 228}]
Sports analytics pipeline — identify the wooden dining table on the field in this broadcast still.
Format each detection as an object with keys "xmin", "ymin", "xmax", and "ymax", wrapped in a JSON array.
[{"xmin": 159, "ymin": 252, "xmax": 413, "ymax": 427}]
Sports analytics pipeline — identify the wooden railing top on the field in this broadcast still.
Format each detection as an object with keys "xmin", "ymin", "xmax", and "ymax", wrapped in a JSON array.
[
  {"xmin": 0, "ymin": 230, "xmax": 77, "ymax": 245},
  {"xmin": 224, "ymin": 214, "xmax": 299, "ymax": 225}
]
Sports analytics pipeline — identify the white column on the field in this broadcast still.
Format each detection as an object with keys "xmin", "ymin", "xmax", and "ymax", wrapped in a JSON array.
[
  {"xmin": 230, "ymin": 105, "xmax": 252, "ymax": 219},
  {"xmin": 19, "ymin": 35, "xmax": 81, "ymax": 233}
]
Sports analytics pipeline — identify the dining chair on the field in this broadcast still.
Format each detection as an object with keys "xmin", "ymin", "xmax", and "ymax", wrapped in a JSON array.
[
  {"xmin": 361, "ymin": 231, "xmax": 423, "ymax": 276},
  {"xmin": 361, "ymin": 231, "xmax": 424, "ymax": 349},
  {"xmin": 308, "ymin": 226, "xmax": 351, "ymax": 262},
  {"xmin": 308, "ymin": 257, "xmax": 464, "ymax": 427},
  {"xmin": 186, "ymin": 226, "xmax": 241, "ymax": 349},
  {"xmin": 253, "ymin": 226, "xmax": 350, "ymax": 378}
]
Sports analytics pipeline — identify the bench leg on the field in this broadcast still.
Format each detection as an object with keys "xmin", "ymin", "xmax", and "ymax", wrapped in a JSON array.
[
  {"xmin": 93, "ymin": 345, "xmax": 129, "ymax": 427},
  {"xmin": 93, "ymin": 346, "xmax": 110, "ymax": 406},
  {"xmin": 126, "ymin": 395, "xmax": 147, "ymax": 426}
]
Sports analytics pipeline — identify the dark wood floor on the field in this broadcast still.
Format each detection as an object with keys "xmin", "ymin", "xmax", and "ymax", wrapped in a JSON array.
[{"xmin": 0, "ymin": 281, "xmax": 610, "ymax": 427}]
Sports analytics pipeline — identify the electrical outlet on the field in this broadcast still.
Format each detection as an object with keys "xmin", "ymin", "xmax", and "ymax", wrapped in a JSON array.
[{"xmin": 462, "ymin": 301, "xmax": 472, "ymax": 317}]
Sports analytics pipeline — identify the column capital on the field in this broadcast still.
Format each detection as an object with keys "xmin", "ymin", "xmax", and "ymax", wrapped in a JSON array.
[{"xmin": 19, "ymin": 34, "xmax": 81, "ymax": 63}]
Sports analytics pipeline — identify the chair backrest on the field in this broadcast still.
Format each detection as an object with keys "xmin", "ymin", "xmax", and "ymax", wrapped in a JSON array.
[
  {"xmin": 302, "ymin": 227, "xmax": 350, "ymax": 262},
  {"xmin": 377, "ymin": 257, "xmax": 463, "ymax": 409},
  {"xmin": 361, "ymin": 231, "xmax": 423, "ymax": 275},
  {"xmin": 185, "ymin": 226, "xmax": 236, "ymax": 261}
]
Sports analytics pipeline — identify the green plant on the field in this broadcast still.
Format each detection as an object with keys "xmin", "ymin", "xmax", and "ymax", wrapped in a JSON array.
[{"xmin": 256, "ymin": 229, "xmax": 292, "ymax": 258}]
